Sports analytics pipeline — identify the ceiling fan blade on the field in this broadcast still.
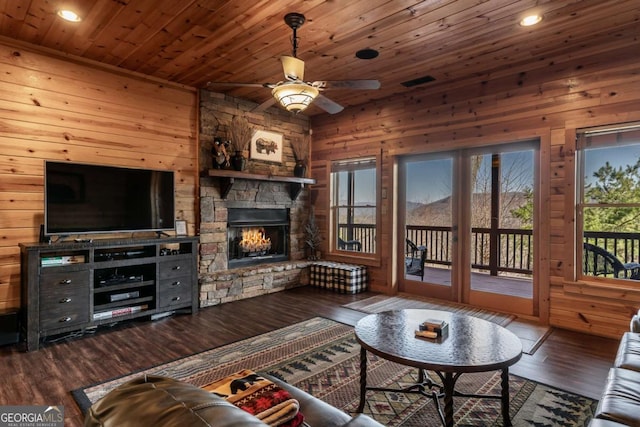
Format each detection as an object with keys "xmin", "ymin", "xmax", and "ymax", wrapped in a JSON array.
[
  {"xmin": 313, "ymin": 94, "xmax": 344, "ymax": 114},
  {"xmin": 313, "ymin": 80, "xmax": 381, "ymax": 90},
  {"xmin": 253, "ymin": 97, "xmax": 277, "ymax": 112},
  {"xmin": 206, "ymin": 82, "xmax": 275, "ymax": 88},
  {"xmin": 281, "ymin": 56, "xmax": 305, "ymax": 81}
]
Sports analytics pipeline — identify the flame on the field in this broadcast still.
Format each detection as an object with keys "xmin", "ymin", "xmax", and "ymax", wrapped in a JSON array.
[{"xmin": 239, "ymin": 228, "xmax": 272, "ymax": 253}]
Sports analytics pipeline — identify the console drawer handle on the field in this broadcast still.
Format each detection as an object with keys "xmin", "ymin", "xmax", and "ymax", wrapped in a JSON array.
[
  {"xmin": 172, "ymin": 281, "xmax": 181, "ymax": 286},
  {"xmin": 172, "ymin": 296, "xmax": 181, "ymax": 302},
  {"xmin": 172, "ymin": 266, "xmax": 181, "ymax": 271},
  {"xmin": 59, "ymin": 279, "xmax": 72, "ymax": 285},
  {"xmin": 59, "ymin": 297, "xmax": 72, "ymax": 303},
  {"xmin": 60, "ymin": 317, "xmax": 72, "ymax": 323}
]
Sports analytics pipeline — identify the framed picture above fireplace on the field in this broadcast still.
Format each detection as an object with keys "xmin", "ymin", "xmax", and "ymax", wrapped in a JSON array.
[{"xmin": 250, "ymin": 130, "xmax": 283, "ymax": 163}]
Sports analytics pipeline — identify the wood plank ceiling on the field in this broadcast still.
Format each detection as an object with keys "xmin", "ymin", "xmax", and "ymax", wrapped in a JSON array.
[{"xmin": 0, "ymin": 0, "xmax": 638, "ymax": 115}]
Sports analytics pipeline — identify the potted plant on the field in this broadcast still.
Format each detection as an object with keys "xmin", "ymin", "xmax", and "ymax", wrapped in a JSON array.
[
  {"xmin": 304, "ymin": 207, "xmax": 322, "ymax": 260},
  {"xmin": 228, "ymin": 115, "xmax": 252, "ymax": 171}
]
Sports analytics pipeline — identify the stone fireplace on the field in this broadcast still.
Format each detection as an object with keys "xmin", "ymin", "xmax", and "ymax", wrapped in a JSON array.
[
  {"xmin": 227, "ymin": 208, "xmax": 289, "ymax": 269},
  {"xmin": 198, "ymin": 177, "xmax": 310, "ymax": 307},
  {"xmin": 198, "ymin": 90, "xmax": 313, "ymax": 308}
]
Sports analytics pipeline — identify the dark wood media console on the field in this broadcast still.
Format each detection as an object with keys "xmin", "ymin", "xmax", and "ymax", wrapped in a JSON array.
[{"xmin": 20, "ymin": 236, "xmax": 199, "ymax": 351}]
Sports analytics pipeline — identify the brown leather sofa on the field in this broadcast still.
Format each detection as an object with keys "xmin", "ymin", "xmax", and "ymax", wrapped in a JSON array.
[
  {"xmin": 84, "ymin": 374, "xmax": 385, "ymax": 427},
  {"xmin": 589, "ymin": 312, "xmax": 640, "ymax": 427}
]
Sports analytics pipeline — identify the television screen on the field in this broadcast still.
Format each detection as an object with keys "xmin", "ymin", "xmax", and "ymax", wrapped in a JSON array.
[{"xmin": 44, "ymin": 161, "xmax": 175, "ymax": 236}]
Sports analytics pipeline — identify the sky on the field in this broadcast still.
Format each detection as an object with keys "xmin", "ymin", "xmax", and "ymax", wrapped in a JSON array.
[
  {"xmin": 583, "ymin": 144, "xmax": 640, "ymax": 187},
  {"xmin": 405, "ymin": 150, "xmax": 534, "ymax": 203}
]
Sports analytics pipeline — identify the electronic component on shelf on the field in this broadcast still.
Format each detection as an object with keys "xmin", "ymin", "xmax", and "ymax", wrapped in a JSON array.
[
  {"xmin": 160, "ymin": 248, "xmax": 181, "ymax": 256},
  {"xmin": 109, "ymin": 291, "xmax": 140, "ymax": 302},
  {"xmin": 98, "ymin": 274, "xmax": 143, "ymax": 286},
  {"xmin": 95, "ymin": 250, "xmax": 147, "ymax": 261}
]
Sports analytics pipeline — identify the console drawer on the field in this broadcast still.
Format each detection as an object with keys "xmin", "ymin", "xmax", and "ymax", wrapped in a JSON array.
[
  {"xmin": 40, "ymin": 270, "xmax": 88, "ymax": 289},
  {"xmin": 159, "ymin": 258, "xmax": 192, "ymax": 280},
  {"xmin": 40, "ymin": 290, "xmax": 89, "ymax": 330},
  {"xmin": 39, "ymin": 270, "xmax": 90, "ymax": 330},
  {"xmin": 40, "ymin": 306, "xmax": 88, "ymax": 330},
  {"xmin": 158, "ymin": 276, "xmax": 192, "ymax": 308}
]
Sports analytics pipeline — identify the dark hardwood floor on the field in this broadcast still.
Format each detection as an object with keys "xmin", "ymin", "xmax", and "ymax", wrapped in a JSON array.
[{"xmin": 0, "ymin": 286, "xmax": 620, "ymax": 426}]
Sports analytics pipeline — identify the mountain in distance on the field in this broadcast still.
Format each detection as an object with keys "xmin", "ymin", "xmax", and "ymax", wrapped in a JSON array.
[{"xmin": 406, "ymin": 192, "xmax": 527, "ymax": 228}]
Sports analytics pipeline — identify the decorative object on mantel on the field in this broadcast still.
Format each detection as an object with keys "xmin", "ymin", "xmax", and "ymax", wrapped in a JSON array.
[
  {"xmin": 304, "ymin": 207, "xmax": 322, "ymax": 260},
  {"xmin": 251, "ymin": 130, "xmax": 283, "ymax": 164},
  {"xmin": 211, "ymin": 137, "xmax": 230, "ymax": 169},
  {"xmin": 291, "ymin": 134, "xmax": 309, "ymax": 177},
  {"xmin": 228, "ymin": 115, "xmax": 252, "ymax": 171}
]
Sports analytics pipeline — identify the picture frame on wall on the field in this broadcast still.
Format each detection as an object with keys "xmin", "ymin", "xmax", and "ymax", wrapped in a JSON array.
[
  {"xmin": 175, "ymin": 220, "xmax": 188, "ymax": 236},
  {"xmin": 250, "ymin": 130, "xmax": 283, "ymax": 163}
]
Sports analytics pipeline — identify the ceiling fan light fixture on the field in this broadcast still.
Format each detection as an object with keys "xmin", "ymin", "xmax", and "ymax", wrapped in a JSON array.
[{"xmin": 272, "ymin": 82, "xmax": 319, "ymax": 113}]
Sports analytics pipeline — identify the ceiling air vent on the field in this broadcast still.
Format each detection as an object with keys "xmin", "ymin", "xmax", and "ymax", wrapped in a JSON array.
[{"xmin": 401, "ymin": 75, "xmax": 436, "ymax": 88}]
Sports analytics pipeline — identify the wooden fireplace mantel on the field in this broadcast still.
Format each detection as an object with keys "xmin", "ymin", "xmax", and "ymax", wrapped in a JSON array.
[{"xmin": 207, "ymin": 169, "xmax": 316, "ymax": 200}]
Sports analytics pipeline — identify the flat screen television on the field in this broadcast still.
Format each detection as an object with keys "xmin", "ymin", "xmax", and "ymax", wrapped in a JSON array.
[{"xmin": 44, "ymin": 161, "xmax": 175, "ymax": 237}]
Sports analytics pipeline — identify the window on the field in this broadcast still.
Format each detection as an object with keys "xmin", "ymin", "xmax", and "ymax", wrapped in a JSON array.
[
  {"xmin": 577, "ymin": 123, "xmax": 640, "ymax": 281},
  {"xmin": 330, "ymin": 157, "xmax": 377, "ymax": 254}
]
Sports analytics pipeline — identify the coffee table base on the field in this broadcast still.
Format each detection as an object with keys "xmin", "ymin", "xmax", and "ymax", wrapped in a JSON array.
[{"xmin": 357, "ymin": 348, "xmax": 513, "ymax": 427}]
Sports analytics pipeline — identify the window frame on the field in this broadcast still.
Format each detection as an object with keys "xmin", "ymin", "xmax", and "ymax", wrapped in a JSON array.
[
  {"xmin": 329, "ymin": 154, "xmax": 381, "ymax": 259},
  {"xmin": 576, "ymin": 122, "xmax": 640, "ymax": 283}
]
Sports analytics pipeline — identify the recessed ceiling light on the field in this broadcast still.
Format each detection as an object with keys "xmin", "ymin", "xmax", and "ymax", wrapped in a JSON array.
[
  {"xmin": 57, "ymin": 9, "xmax": 82, "ymax": 22},
  {"xmin": 519, "ymin": 14, "xmax": 542, "ymax": 27}
]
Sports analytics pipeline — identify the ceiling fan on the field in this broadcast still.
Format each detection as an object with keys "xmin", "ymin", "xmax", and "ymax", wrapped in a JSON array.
[{"xmin": 206, "ymin": 12, "xmax": 380, "ymax": 114}]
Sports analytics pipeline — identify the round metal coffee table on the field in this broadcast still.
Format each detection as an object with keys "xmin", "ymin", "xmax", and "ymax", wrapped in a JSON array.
[{"xmin": 354, "ymin": 309, "xmax": 522, "ymax": 427}]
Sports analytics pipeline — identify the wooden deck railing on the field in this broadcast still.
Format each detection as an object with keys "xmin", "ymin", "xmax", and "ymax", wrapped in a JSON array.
[
  {"xmin": 339, "ymin": 223, "xmax": 640, "ymax": 278},
  {"xmin": 407, "ymin": 225, "xmax": 533, "ymax": 275},
  {"xmin": 583, "ymin": 232, "xmax": 640, "ymax": 265},
  {"xmin": 338, "ymin": 223, "xmax": 376, "ymax": 253}
]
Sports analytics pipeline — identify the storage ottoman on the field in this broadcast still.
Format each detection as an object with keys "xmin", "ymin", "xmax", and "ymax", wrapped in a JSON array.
[{"xmin": 310, "ymin": 261, "xmax": 367, "ymax": 294}]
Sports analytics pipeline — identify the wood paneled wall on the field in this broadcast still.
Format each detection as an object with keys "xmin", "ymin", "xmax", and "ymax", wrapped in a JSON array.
[
  {"xmin": 0, "ymin": 41, "xmax": 198, "ymax": 311},
  {"xmin": 310, "ymin": 46, "xmax": 640, "ymax": 338}
]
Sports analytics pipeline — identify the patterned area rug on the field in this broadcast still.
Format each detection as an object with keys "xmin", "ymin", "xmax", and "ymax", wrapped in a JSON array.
[{"xmin": 73, "ymin": 318, "xmax": 596, "ymax": 426}]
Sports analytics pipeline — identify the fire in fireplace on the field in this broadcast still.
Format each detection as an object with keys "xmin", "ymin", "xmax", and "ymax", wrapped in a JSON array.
[
  {"xmin": 239, "ymin": 228, "xmax": 272, "ymax": 254},
  {"xmin": 227, "ymin": 208, "xmax": 289, "ymax": 268}
]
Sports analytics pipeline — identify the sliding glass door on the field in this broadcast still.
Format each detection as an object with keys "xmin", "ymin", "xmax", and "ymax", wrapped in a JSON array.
[
  {"xmin": 400, "ymin": 153, "xmax": 456, "ymax": 300},
  {"xmin": 464, "ymin": 147, "xmax": 535, "ymax": 315},
  {"xmin": 399, "ymin": 142, "xmax": 537, "ymax": 316}
]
